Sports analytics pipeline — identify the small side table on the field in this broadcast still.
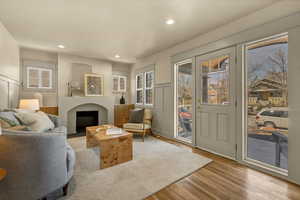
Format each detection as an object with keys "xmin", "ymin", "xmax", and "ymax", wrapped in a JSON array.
[{"xmin": 0, "ymin": 168, "xmax": 7, "ymax": 181}]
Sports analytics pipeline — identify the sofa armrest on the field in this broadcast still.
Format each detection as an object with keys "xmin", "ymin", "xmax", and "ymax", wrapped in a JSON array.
[{"xmin": 0, "ymin": 131, "xmax": 68, "ymax": 200}]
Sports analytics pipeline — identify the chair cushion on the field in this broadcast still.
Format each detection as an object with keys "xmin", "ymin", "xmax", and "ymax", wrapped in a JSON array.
[
  {"xmin": 144, "ymin": 109, "xmax": 152, "ymax": 120},
  {"xmin": 123, "ymin": 123, "xmax": 151, "ymax": 130},
  {"xmin": 128, "ymin": 109, "xmax": 144, "ymax": 123}
]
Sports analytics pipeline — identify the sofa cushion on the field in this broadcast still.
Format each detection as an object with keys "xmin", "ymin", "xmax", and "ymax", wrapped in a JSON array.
[
  {"xmin": 15, "ymin": 111, "xmax": 55, "ymax": 132},
  {"xmin": 123, "ymin": 123, "xmax": 151, "ymax": 130},
  {"xmin": 128, "ymin": 109, "xmax": 144, "ymax": 123},
  {"xmin": 6, "ymin": 126, "xmax": 31, "ymax": 131},
  {"xmin": 0, "ymin": 111, "xmax": 21, "ymax": 126}
]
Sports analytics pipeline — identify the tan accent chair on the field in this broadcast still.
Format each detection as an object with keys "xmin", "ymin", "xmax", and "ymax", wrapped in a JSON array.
[{"xmin": 123, "ymin": 109, "xmax": 152, "ymax": 142}]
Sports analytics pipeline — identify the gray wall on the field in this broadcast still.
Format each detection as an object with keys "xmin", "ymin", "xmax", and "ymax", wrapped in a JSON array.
[
  {"xmin": 58, "ymin": 54, "xmax": 113, "ymax": 98},
  {"xmin": 19, "ymin": 49, "xmax": 130, "ymax": 107},
  {"xmin": 70, "ymin": 63, "xmax": 92, "ymax": 96},
  {"xmin": 0, "ymin": 21, "xmax": 20, "ymax": 109},
  {"xmin": 20, "ymin": 48, "xmax": 58, "ymax": 107},
  {"xmin": 287, "ymin": 26, "xmax": 300, "ymax": 185},
  {"xmin": 112, "ymin": 62, "xmax": 132, "ymax": 104},
  {"xmin": 0, "ymin": 21, "xmax": 19, "ymax": 82},
  {"xmin": 0, "ymin": 76, "xmax": 19, "ymax": 109}
]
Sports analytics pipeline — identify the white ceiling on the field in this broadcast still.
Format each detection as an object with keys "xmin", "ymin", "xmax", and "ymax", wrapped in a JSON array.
[{"xmin": 0, "ymin": 0, "xmax": 280, "ymax": 63}]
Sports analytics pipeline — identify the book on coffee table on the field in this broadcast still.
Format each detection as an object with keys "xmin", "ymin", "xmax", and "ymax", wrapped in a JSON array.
[{"xmin": 106, "ymin": 128, "xmax": 124, "ymax": 135}]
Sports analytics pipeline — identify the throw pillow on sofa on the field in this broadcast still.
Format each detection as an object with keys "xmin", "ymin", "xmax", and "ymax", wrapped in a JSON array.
[
  {"xmin": 15, "ymin": 111, "xmax": 55, "ymax": 132},
  {"xmin": 0, "ymin": 111, "xmax": 21, "ymax": 127},
  {"xmin": 0, "ymin": 118, "xmax": 13, "ymax": 129}
]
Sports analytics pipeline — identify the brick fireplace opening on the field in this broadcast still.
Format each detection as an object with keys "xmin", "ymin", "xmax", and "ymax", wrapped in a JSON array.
[{"xmin": 76, "ymin": 111, "xmax": 99, "ymax": 134}]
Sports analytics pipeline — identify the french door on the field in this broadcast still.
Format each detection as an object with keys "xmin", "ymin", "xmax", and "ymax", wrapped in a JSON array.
[
  {"xmin": 174, "ymin": 59, "xmax": 193, "ymax": 142},
  {"xmin": 195, "ymin": 47, "xmax": 237, "ymax": 159}
]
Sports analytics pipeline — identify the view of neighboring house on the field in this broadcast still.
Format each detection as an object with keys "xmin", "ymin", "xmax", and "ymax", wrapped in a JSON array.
[{"xmin": 246, "ymin": 35, "xmax": 288, "ymax": 170}]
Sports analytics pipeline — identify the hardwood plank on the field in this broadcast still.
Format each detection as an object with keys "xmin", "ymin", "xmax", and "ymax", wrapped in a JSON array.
[
  {"xmin": 0, "ymin": 168, "xmax": 7, "ymax": 182},
  {"xmin": 145, "ymin": 135, "xmax": 300, "ymax": 200}
]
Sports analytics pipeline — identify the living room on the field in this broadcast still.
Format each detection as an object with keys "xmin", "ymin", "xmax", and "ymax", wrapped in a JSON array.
[{"xmin": 1, "ymin": 0, "xmax": 300, "ymax": 200}]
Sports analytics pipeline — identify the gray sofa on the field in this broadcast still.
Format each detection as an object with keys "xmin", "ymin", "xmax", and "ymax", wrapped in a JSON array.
[{"xmin": 0, "ymin": 114, "xmax": 75, "ymax": 200}]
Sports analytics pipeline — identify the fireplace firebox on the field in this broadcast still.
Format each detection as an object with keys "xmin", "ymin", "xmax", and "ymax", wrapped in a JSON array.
[{"xmin": 76, "ymin": 111, "xmax": 99, "ymax": 134}]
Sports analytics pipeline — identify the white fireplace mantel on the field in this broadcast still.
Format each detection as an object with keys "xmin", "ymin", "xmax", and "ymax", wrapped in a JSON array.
[{"xmin": 59, "ymin": 96, "xmax": 115, "ymax": 132}]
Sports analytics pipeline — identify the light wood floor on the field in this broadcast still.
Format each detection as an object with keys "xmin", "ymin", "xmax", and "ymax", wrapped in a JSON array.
[{"xmin": 146, "ymin": 135, "xmax": 300, "ymax": 200}]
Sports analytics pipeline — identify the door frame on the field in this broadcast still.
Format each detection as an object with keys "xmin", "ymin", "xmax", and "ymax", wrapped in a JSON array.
[
  {"xmin": 173, "ymin": 58, "xmax": 196, "ymax": 144},
  {"xmin": 241, "ymin": 33, "xmax": 289, "ymax": 175}
]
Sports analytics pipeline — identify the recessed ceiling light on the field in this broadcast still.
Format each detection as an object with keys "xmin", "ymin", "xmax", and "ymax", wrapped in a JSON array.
[
  {"xmin": 58, "ymin": 45, "xmax": 65, "ymax": 49},
  {"xmin": 115, "ymin": 54, "xmax": 120, "ymax": 58},
  {"xmin": 166, "ymin": 19, "xmax": 175, "ymax": 25}
]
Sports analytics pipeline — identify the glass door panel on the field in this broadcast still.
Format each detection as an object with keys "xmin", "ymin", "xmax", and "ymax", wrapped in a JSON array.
[
  {"xmin": 175, "ymin": 60, "xmax": 193, "ymax": 142},
  {"xmin": 245, "ymin": 34, "xmax": 288, "ymax": 171},
  {"xmin": 201, "ymin": 55, "xmax": 230, "ymax": 105}
]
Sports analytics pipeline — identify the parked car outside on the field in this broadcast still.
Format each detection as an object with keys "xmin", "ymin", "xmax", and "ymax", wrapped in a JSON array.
[
  {"xmin": 178, "ymin": 107, "xmax": 192, "ymax": 120},
  {"xmin": 178, "ymin": 107, "xmax": 192, "ymax": 134},
  {"xmin": 256, "ymin": 107, "xmax": 288, "ymax": 129}
]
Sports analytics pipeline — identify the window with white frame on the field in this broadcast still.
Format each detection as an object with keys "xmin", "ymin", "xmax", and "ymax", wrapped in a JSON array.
[
  {"xmin": 113, "ymin": 75, "xmax": 127, "ymax": 93},
  {"xmin": 135, "ymin": 71, "xmax": 154, "ymax": 105},
  {"xmin": 136, "ymin": 73, "xmax": 144, "ymax": 104},
  {"xmin": 145, "ymin": 71, "xmax": 154, "ymax": 105},
  {"xmin": 27, "ymin": 67, "xmax": 53, "ymax": 89}
]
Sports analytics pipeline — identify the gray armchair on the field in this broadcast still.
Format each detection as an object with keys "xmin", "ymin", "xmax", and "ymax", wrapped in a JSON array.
[{"xmin": 0, "ymin": 115, "xmax": 75, "ymax": 200}]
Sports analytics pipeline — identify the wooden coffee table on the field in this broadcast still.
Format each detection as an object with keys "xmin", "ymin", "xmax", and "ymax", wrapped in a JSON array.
[
  {"xmin": 0, "ymin": 168, "xmax": 7, "ymax": 181},
  {"xmin": 86, "ymin": 125, "xmax": 133, "ymax": 169}
]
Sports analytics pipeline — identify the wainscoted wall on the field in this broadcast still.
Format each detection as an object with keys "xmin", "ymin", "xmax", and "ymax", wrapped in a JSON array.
[
  {"xmin": 0, "ymin": 75, "xmax": 19, "ymax": 109},
  {"xmin": 0, "ymin": 21, "xmax": 20, "ymax": 109},
  {"xmin": 152, "ymin": 83, "xmax": 174, "ymax": 139}
]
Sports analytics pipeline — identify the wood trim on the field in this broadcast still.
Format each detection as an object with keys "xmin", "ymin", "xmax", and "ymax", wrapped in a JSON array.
[{"xmin": 40, "ymin": 106, "xmax": 59, "ymax": 115}]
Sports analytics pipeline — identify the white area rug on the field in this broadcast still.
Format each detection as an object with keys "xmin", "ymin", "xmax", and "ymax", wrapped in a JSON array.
[{"xmin": 61, "ymin": 136, "xmax": 212, "ymax": 200}]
